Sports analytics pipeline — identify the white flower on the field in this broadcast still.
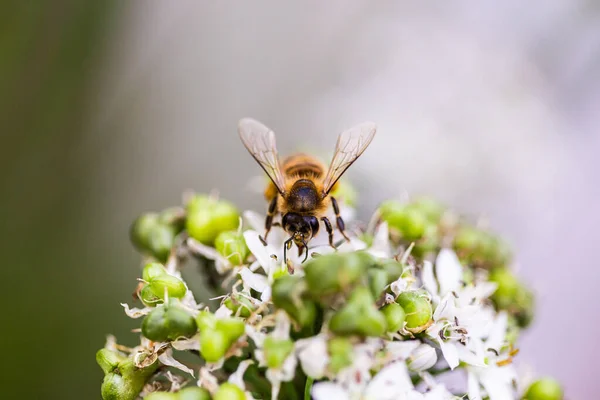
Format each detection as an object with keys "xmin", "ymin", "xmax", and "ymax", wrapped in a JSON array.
[
  {"xmin": 366, "ymin": 222, "xmax": 391, "ymax": 259},
  {"xmin": 466, "ymin": 312, "xmax": 518, "ymax": 400},
  {"xmin": 407, "ymin": 343, "xmax": 437, "ymax": 372},
  {"xmin": 295, "ymin": 335, "xmax": 330, "ymax": 379}
]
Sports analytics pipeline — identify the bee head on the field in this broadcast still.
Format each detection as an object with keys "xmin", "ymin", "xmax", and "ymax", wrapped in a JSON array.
[{"xmin": 282, "ymin": 213, "xmax": 320, "ymax": 245}]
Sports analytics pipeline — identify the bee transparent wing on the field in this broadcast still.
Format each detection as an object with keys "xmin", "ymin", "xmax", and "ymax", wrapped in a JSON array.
[
  {"xmin": 322, "ymin": 122, "xmax": 377, "ymax": 196},
  {"xmin": 238, "ymin": 118, "xmax": 287, "ymax": 195}
]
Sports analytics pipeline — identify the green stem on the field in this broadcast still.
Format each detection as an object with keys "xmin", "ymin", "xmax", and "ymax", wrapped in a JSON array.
[{"xmin": 304, "ymin": 377, "xmax": 314, "ymax": 400}]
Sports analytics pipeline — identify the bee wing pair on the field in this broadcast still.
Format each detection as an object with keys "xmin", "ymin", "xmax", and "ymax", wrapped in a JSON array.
[{"xmin": 238, "ymin": 118, "xmax": 377, "ymax": 198}]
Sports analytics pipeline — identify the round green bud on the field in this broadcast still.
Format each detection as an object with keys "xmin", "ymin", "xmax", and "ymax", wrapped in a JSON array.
[
  {"xmin": 140, "ymin": 284, "xmax": 163, "ymax": 307},
  {"xmin": 147, "ymin": 223, "xmax": 176, "ymax": 263},
  {"xmin": 305, "ymin": 252, "xmax": 372, "ymax": 298},
  {"xmin": 216, "ymin": 317, "xmax": 245, "ymax": 344},
  {"xmin": 142, "ymin": 303, "xmax": 197, "ymax": 342},
  {"xmin": 489, "ymin": 268, "xmax": 520, "ymax": 310},
  {"xmin": 379, "ymin": 201, "xmax": 427, "ymax": 241},
  {"xmin": 330, "ymin": 287, "xmax": 387, "ymax": 337},
  {"xmin": 143, "ymin": 262, "xmax": 167, "ymax": 282},
  {"xmin": 214, "ymin": 383, "xmax": 245, "ymax": 400},
  {"xmin": 381, "ymin": 303, "xmax": 406, "ymax": 333},
  {"xmin": 263, "ymin": 337, "xmax": 294, "ymax": 369},
  {"xmin": 101, "ymin": 356, "xmax": 158, "ymax": 400},
  {"xmin": 367, "ymin": 268, "xmax": 388, "ymax": 299},
  {"xmin": 379, "ymin": 259, "xmax": 405, "ymax": 284},
  {"xmin": 130, "ymin": 213, "xmax": 159, "ymax": 251},
  {"xmin": 224, "ymin": 293, "xmax": 255, "ymax": 318},
  {"xmin": 149, "ymin": 274, "xmax": 187, "ymax": 300},
  {"xmin": 199, "ymin": 329, "xmax": 229, "ymax": 363},
  {"xmin": 327, "ymin": 337, "xmax": 353, "ymax": 374},
  {"xmin": 271, "ymin": 275, "xmax": 317, "ymax": 328},
  {"xmin": 215, "ymin": 231, "xmax": 249, "ymax": 265},
  {"xmin": 186, "ymin": 194, "xmax": 213, "ymax": 214},
  {"xmin": 396, "ymin": 291, "xmax": 432, "ymax": 332},
  {"xmin": 187, "ymin": 200, "xmax": 239, "ymax": 245},
  {"xmin": 524, "ymin": 378, "xmax": 563, "ymax": 400},
  {"xmin": 178, "ymin": 386, "xmax": 212, "ymax": 400},
  {"xmin": 410, "ymin": 197, "xmax": 445, "ymax": 222},
  {"xmin": 145, "ymin": 392, "xmax": 178, "ymax": 400},
  {"xmin": 96, "ymin": 349, "xmax": 125, "ymax": 375}
]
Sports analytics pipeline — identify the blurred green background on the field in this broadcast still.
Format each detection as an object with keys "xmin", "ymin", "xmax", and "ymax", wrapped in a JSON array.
[
  {"xmin": 1, "ymin": 2, "xmax": 133, "ymax": 399},
  {"xmin": 2, "ymin": 2, "xmax": 599, "ymax": 399}
]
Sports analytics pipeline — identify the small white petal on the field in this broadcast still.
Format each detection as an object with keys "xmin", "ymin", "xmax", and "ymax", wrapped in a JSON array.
[
  {"xmin": 369, "ymin": 222, "xmax": 392, "ymax": 258},
  {"xmin": 438, "ymin": 338, "xmax": 459, "ymax": 370},
  {"xmin": 385, "ymin": 340, "xmax": 421, "ymax": 361},
  {"xmin": 228, "ymin": 359, "xmax": 254, "ymax": 390},
  {"xmin": 158, "ymin": 349, "xmax": 195, "ymax": 377},
  {"xmin": 423, "ymin": 384, "xmax": 456, "ymax": 400},
  {"xmin": 390, "ymin": 277, "xmax": 408, "ymax": 296},
  {"xmin": 479, "ymin": 367, "xmax": 516, "ymax": 400},
  {"xmin": 433, "ymin": 293, "xmax": 456, "ymax": 322},
  {"xmin": 311, "ymin": 382, "xmax": 349, "ymax": 400},
  {"xmin": 121, "ymin": 303, "xmax": 152, "ymax": 318},
  {"xmin": 408, "ymin": 343, "xmax": 437, "ymax": 371},
  {"xmin": 422, "ymin": 260, "xmax": 438, "ymax": 297},
  {"xmin": 214, "ymin": 304, "xmax": 233, "ymax": 318},
  {"xmin": 485, "ymin": 312, "xmax": 508, "ymax": 352},
  {"xmin": 171, "ymin": 336, "xmax": 200, "ymax": 351},
  {"xmin": 243, "ymin": 210, "xmax": 265, "ymax": 233},
  {"xmin": 468, "ymin": 371, "xmax": 482, "ymax": 400},
  {"xmin": 435, "ymin": 249, "xmax": 463, "ymax": 295},
  {"xmin": 245, "ymin": 325, "xmax": 266, "ymax": 348},
  {"xmin": 295, "ymin": 336, "xmax": 329, "ymax": 379},
  {"xmin": 260, "ymin": 286, "xmax": 272, "ymax": 303},
  {"xmin": 364, "ymin": 362, "xmax": 414, "ymax": 399},
  {"xmin": 239, "ymin": 267, "xmax": 269, "ymax": 293}
]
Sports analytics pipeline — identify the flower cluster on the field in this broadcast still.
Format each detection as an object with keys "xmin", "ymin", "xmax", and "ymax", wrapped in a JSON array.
[{"xmin": 97, "ymin": 186, "xmax": 563, "ymax": 400}]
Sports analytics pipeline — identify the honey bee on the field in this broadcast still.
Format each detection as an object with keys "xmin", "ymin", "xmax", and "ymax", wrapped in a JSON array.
[{"xmin": 238, "ymin": 118, "xmax": 376, "ymax": 262}]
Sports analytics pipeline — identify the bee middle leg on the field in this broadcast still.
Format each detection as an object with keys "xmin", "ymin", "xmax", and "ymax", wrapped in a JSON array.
[
  {"xmin": 321, "ymin": 216, "xmax": 335, "ymax": 248},
  {"xmin": 331, "ymin": 196, "xmax": 350, "ymax": 241},
  {"xmin": 262, "ymin": 196, "xmax": 278, "ymax": 244}
]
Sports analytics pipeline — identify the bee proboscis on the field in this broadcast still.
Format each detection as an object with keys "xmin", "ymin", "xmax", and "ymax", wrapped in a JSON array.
[{"xmin": 238, "ymin": 118, "xmax": 376, "ymax": 262}]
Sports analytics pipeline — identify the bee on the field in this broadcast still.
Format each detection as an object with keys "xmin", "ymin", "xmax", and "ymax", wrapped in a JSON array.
[{"xmin": 238, "ymin": 118, "xmax": 376, "ymax": 262}]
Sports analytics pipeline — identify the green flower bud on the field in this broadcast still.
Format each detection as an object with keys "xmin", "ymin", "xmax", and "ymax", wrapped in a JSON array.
[
  {"xmin": 379, "ymin": 259, "xmax": 405, "ymax": 284},
  {"xmin": 305, "ymin": 252, "xmax": 373, "ymax": 298},
  {"xmin": 396, "ymin": 291, "xmax": 432, "ymax": 333},
  {"xmin": 489, "ymin": 268, "xmax": 520, "ymax": 309},
  {"xmin": 101, "ymin": 356, "xmax": 158, "ymax": 400},
  {"xmin": 367, "ymin": 268, "xmax": 388, "ymax": 299},
  {"xmin": 145, "ymin": 392, "xmax": 178, "ymax": 400},
  {"xmin": 200, "ymin": 329, "xmax": 229, "ymax": 363},
  {"xmin": 196, "ymin": 310, "xmax": 217, "ymax": 332},
  {"xmin": 96, "ymin": 349, "xmax": 125, "ymax": 375},
  {"xmin": 216, "ymin": 317, "xmax": 245, "ymax": 344},
  {"xmin": 381, "ymin": 303, "xmax": 406, "ymax": 333},
  {"xmin": 524, "ymin": 378, "xmax": 563, "ymax": 400},
  {"xmin": 143, "ymin": 262, "xmax": 167, "ymax": 282},
  {"xmin": 214, "ymin": 383, "xmax": 245, "ymax": 400},
  {"xmin": 379, "ymin": 201, "xmax": 427, "ymax": 241},
  {"xmin": 330, "ymin": 287, "xmax": 387, "ymax": 337},
  {"xmin": 178, "ymin": 387, "xmax": 212, "ymax": 400},
  {"xmin": 271, "ymin": 275, "xmax": 317, "ymax": 328},
  {"xmin": 215, "ymin": 230, "xmax": 249, "ymax": 265},
  {"xmin": 148, "ymin": 274, "xmax": 187, "ymax": 300},
  {"xmin": 327, "ymin": 337, "xmax": 353, "ymax": 374},
  {"xmin": 140, "ymin": 284, "xmax": 163, "ymax": 307},
  {"xmin": 147, "ymin": 223, "xmax": 176, "ymax": 263},
  {"xmin": 142, "ymin": 303, "xmax": 197, "ymax": 342},
  {"xmin": 410, "ymin": 197, "xmax": 445, "ymax": 222},
  {"xmin": 187, "ymin": 199, "xmax": 239, "ymax": 245},
  {"xmin": 158, "ymin": 207, "xmax": 186, "ymax": 233},
  {"xmin": 130, "ymin": 213, "xmax": 159, "ymax": 251},
  {"xmin": 263, "ymin": 337, "xmax": 294, "ymax": 369},
  {"xmin": 186, "ymin": 194, "xmax": 213, "ymax": 213},
  {"xmin": 224, "ymin": 293, "xmax": 256, "ymax": 318}
]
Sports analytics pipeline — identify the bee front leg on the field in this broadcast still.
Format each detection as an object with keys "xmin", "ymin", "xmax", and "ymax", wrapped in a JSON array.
[
  {"xmin": 331, "ymin": 196, "xmax": 350, "ymax": 242},
  {"xmin": 262, "ymin": 196, "xmax": 278, "ymax": 244},
  {"xmin": 321, "ymin": 217, "xmax": 335, "ymax": 248}
]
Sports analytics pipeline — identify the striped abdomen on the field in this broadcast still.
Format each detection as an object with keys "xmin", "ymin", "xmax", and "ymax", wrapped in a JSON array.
[{"xmin": 281, "ymin": 154, "xmax": 325, "ymax": 179}]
